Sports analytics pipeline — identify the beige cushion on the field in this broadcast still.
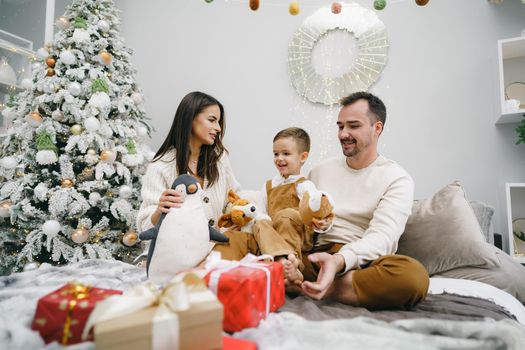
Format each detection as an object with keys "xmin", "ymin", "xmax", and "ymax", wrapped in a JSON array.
[
  {"xmin": 397, "ymin": 181, "xmax": 500, "ymax": 275},
  {"xmin": 435, "ymin": 245, "xmax": 525, "ymax": 303}
]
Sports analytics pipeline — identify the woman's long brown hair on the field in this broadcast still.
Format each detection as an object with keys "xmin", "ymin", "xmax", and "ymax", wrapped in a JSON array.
[{"xmin": 153, "ymin": 91, "xmax": 227, "ymax": 186}]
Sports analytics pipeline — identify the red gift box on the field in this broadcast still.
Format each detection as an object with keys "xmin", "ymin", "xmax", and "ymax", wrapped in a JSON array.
[
  {"xmin": 31, "ymin": 282, "xmax": 122, "ymax": 345},
  {"xmin": 223, "ymin": 336, "xmax": 257, "ymax": 349},
  {"xmin": 204, "ymin": 261, "xmax": 285, "ymax": 332}
]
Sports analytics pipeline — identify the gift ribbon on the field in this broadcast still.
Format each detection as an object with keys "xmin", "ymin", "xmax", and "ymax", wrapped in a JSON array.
[
  {"xmin": 62, "ymin": 282, "xmax": 92, "ymax": 345},
  {"xmin": 206, "ymin": 252, "xmax": 273, "ymax": 317},
  {"xmin": 82, "ymin": 273, "xmax": 215, "ymax": 350}
]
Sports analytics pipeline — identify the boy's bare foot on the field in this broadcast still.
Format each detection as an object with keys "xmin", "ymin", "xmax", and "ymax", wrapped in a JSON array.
[{"xmin": 276, "ymin": 253, "xmax": 304, "ymax": 291}]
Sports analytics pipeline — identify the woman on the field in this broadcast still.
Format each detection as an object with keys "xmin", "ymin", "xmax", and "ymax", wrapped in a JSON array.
[{"xmin": 136, "ymin": 91, "xmax": 240, "ymax": 234}]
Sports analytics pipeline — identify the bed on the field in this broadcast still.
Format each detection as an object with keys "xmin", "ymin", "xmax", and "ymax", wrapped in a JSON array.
[
  {"xmin": 1, "ymin": 182, "xmax": 525, "ymax": 349},
  {"xmin": 0, "ymin": 259, "xmax": 524, "ymax": 350}
]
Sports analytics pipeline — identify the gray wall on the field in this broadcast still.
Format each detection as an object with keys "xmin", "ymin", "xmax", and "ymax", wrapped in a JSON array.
[
  {"xmin": 3, "ymin": 0, "xmax": 525, "ymax": 250},
  {"xmin": 116, "ymin": 0, "xmax": 525, "ymax": 250}
]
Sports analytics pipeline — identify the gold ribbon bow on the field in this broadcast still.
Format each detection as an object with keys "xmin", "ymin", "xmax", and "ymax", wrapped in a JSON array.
[
  {"xmin": 83, "ymin": 273, "xmax": 214, "ymax": 350},
  {"xmin": 62, "ymin": 281, "xmax": 92, "ymax": 345}
]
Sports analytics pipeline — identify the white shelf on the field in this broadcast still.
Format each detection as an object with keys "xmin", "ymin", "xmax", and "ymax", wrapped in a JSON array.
[
  {"xmin": 496, "ymin": 110, "xmax": 525, "ymax": 124},
  {"xmin": 496, "ymin": 36, "xmax": 525, "ymax": 124}
]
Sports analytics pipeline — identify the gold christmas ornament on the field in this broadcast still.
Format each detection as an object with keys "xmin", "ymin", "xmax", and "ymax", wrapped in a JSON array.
[
  {"xmin": 0, "ymin": 199, "xmax": 12, "ymax": 218},
  {"xmin": 71, "ymin": 226, "xmax": 89, "ymax": 244},
  {"xmin": 70, "ymin": 124, "xmax": 82, "ymax": 135},
  {"xmin": 46, "ymin": 67, "xmax": 55, "ymax": 76},
  {"xmin": 46, "ymin": 57, "xmax": 56, "ymax": 68},
  {"xmin": 99, "ymin": 50, "xmax": 113, "ymax": 65},
  {"xmin": 415, "ymin": 0, "xmax": 429, "ymax": 5},
  {"xmin": 122, "ymin": 231, "xmax": 138, "ymax": 246},
  {"xmin": 56, "ymin": 16, "xmax": 70, "ymax": 30},
  {"xmin": 60, "ymin": 178, "xmax": 74, "ymax": 188},
  {"xmin": 51, "ymin": 110, "xmax": 65, "ymax": 121},
  {"xmin": 289, "ymin": 1, "xmax": 300, "ymax": 15},
  {"xmin": 25, "ymin": 111, "xmax": 43, "ymax": 127},
  {"xmin": 100, "ymin": 149, "xmax": 116, "ymax": 163}
]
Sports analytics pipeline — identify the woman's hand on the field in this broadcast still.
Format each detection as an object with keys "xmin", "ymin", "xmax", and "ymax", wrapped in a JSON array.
[
  {"xmin": 157, "ymin": 189, "xmax": 184, "ymax": 213},
  {"xmin": 151, "ymin": 189, "xmax": 184, "ymax": 225}
]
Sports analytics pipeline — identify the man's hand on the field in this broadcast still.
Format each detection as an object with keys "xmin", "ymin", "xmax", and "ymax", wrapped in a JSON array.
[{"xmin": 301, "ymin": 253, "xmax": 345, "ymax": 300}]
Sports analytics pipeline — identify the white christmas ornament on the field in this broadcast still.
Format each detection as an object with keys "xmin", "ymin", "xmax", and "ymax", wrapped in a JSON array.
[
  {"xmin": 60, "ymin": 50, "xmax": 76, "ymax": 65},
  {"xmin": 130, "ymin": 92, "xmax": 143, "ymax": 105},
  {"xmin": 23, "ymin": 262, "xmax": 40, "ymax": 271},
  {"xmin": 136, "ymin": 125, "xmax": 148, "ymax": 137},
  {"xmin": 119, "ymin": 185, "xmax": 132, "ymax": 199},
  {"xmin": 0, "ymin": 57, "xmax": 17, "ymax": 86},
  {"xmin": 1, "ymin": 156, "xmax": 18, "ymax": 169},
  {"xmin": 52, "ymin": 110, "xmax": 65, "ymax": 121},
  {"xmin": 42, "ymin": 220, "xmax": 61, "ymax": 236},
  {"xmin": 89, "ymin": 192, "xmax": 102, "ymax": 205},
  {"xmin": 36, "ymin": 150, "xmax": 58, "ymax": 165},
  {"xmin": 97, "ymin": 19, "xmax": 110, "ymax": 32},
  {"xmin": 72, "ymin": 29, "xmax": 90, "ymax": 44},
  {"xmin": 89, "ymin": 92, "xmax": 111, "ymax": 111},
  {"xmin": 84, "ymin": 117, "xmax": 101, "ymax": 132},
  {"xmin": 21, "ymin": 78, "xmax": 33, "ymax": 89},
  {"xmin": 36, "ymin": 48, "xmax": 49, "ymax": 60},
  {"xmin": 34, "ymin": 183, "xmax": 49, "ymax": 200},
  {"xmin": 68, "ymin": 82, "xmax": 82, "ymax": 96},
  {"xmin": 43, "ymin": 82, "xmax": 55, "ymax": 93}
]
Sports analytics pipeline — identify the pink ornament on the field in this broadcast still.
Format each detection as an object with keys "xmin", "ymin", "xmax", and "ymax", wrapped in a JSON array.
[{"xmin": 331, "ymin": 2, "xmax": 342, "ymax": 14}]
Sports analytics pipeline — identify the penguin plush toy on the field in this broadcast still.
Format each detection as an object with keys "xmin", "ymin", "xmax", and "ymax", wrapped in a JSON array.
[{"xmin": 139, "ymin": 174, "xmax": 229, "ymax": 284}]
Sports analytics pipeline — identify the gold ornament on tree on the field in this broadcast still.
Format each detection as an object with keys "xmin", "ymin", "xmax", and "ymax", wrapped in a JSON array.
[
  {"xmin": 56, "ymin": 16, "xmax": 71, "ymax": 30},
  {"xmin": 25, "ymin": 111, "xmax": 43, "ymax": 127},
  {"xmin": 122, "ymin": 231, "xmax": 138, "ymax": 246},
  {"xmin": 46, "ymin": 67, "xmax": 55, "ymax": 76},
  {"xmin": 99, "ymin": 50, "xmax": 113, "ymax": 65},
  {"xmin": 100, "ymin": 149, "xmax": 116, "ymax": 163},
  {"xmin": 70, "ymin": 124, "xmax": 82, "ymax": 135},
  {"xmin": 61, "ymin": 178, "xmax": 74, "ymax": 188},
  {"xmin": 46, "ymin": 57, "xmax": 56, "ymax": 68},
  {"xmin": 0, "ymin": 199, "xmax": 12, "ymax": 218},
  {"xmin": 71, "ymin": 226, "xmax": 89, "ymax": 244}
]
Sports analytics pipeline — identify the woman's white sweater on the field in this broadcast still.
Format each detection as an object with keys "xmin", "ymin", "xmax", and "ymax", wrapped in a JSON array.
[{"xmin": 136, "ymin": 150, "xmax": 240, "ymax": 233}]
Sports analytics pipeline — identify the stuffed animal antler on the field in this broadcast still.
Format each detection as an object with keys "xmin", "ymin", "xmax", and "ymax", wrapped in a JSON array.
[{"xmin": 297, "ymin": 181, "xmax": 334, "ymax": 227}]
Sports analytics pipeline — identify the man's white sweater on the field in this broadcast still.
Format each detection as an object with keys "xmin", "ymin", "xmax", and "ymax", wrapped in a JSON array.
[{"xmin": 308, "ymin": 155, "xmax": 414, "ymax": 273}]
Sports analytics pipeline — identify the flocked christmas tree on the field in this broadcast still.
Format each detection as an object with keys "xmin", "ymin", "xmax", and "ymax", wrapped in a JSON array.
[{"xmin": 0, "ymin": 0, "xmax": 155, "ymax": 275}]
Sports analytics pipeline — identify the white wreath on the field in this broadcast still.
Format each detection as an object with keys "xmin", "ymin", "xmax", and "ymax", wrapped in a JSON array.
[{"xmin": 288, "ymin": 4, "xmax": 389, "ymax": 105}]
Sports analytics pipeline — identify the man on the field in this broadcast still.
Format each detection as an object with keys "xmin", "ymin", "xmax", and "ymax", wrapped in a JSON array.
[{"xmin": 291, "ymin": 91, "xmax": 429, "ymax": 310}]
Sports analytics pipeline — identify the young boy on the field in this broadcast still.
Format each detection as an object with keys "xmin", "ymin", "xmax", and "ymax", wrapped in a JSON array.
[{"xmin": 258, "ymin": 127, "xmax": 332, "ymax": 287}]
